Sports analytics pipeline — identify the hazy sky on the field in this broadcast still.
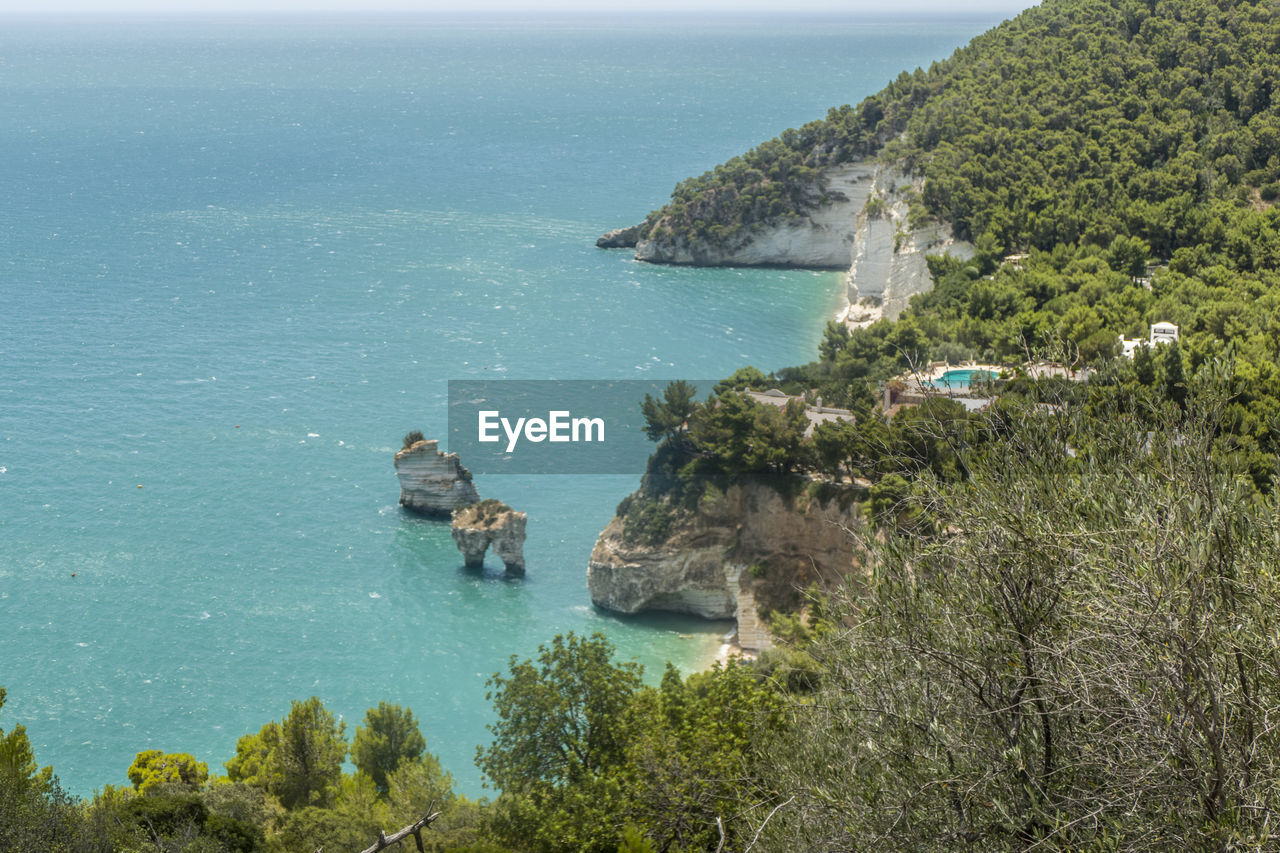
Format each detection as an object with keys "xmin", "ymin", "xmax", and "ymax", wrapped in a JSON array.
[{"xmin": 0, "ymin": 0, "xmax": 1035, "ymax": 16}]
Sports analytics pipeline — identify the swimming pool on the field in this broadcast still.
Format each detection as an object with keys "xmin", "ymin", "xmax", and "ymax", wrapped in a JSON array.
[{"xmin": 924, "ymin": 368, "xmax": 998, "ymax": 389}]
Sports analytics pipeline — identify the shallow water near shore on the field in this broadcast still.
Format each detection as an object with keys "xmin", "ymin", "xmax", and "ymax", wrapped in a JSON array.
[{"xmin": 0, "ymin": 13, "xmax": 1001, "ymax": 796}]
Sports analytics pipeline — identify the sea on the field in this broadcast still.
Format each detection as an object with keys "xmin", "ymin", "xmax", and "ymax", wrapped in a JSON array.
[{"xmin": 0, "ymin": 12, "xmax": 1002, "ymax": 798}]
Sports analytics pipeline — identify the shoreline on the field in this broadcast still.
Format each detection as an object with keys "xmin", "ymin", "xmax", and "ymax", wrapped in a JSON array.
[
  {"xmin": 715, "ymin": 635, "xmax": 757, "ymax": 667},
  {"xmin": 835, "ymin": 272, "xmax": 887, "ymax": 330},
  {"xmin": 618, "ymin": 267, "xmax": 850, "ymax": 676},
  {"xmin": 687, "ymin": 629, "xmax": 755, "ymax": 672},
  {"xmin": 689, "ymin": 269, "xmax": 849, "ymax": 672}
]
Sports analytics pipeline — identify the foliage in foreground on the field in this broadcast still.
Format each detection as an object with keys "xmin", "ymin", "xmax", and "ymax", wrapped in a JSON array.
[
  {"xmin": 479, "ymin": 633, "xmax": 783, "ymax": 853},
  {"xmin": 759, "ymin": 380, "xmax": 1280, "ymax": 850},
  {"xmin": 0, "ymin": 642, "xmax": 785, "ymax": 853}
]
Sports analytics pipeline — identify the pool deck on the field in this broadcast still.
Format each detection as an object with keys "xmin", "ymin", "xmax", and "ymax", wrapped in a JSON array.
[
  {"xmin": 885, "ymin": 360, "xmax": 1092, "ymax": 413},
  {"xmin": 909, "ymin": 361, "xmax": 1005, "ymax": 388}
]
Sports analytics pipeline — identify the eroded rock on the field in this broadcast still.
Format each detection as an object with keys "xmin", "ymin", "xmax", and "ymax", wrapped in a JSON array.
[
  {"xmin": 588, "ymin": 480, "xmax": 862, "ymax": 651},
  {"xmin": 394, "ymin": 438, "xmax": 480, "ymax": 518},
  {"xmin": 596, "ymin": 224, "xmax": 642, "ymax": 249},
  {"xmin": 843, "ymin": 164, "xmax": 973, "ymax": 325},
  {"xmin": 451, "ymin": 500, "xmax": 527, "ymax": 576}
]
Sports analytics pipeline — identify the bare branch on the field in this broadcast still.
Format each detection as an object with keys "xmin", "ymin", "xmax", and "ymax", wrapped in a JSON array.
[
  {"xmin": 744, "ymin": 796, "xmax": 794, "ymax": 852},
  {"xmin": 351, "ymin": 808, "xmax": 441, "ymax": 853}
]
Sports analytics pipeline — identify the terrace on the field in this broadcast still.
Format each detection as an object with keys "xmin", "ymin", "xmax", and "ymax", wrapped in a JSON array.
[{"xmin": 883, "ymin": 360, "xmax": 1091, "ymax": 414}]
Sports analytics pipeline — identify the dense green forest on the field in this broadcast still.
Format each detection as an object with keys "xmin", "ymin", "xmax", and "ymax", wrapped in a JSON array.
[
  {"xmin": 633, "ymin": 0, "xmax": 1280, "ymax": 494},
  {"xmin": 10, "ymin": 0, "xmax": 1280, "ymax": 850},
  {"xmin": 643, "ymin": 0, "xmax": 1280, "ymax": 255}
]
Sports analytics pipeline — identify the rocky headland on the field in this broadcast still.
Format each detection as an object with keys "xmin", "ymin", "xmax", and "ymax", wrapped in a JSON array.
[
  {"xmin": 588, "ymin": 478, "xmax": 861, "ymax": 652},
  {"xmin": 630, "ymin": 163, "xmax": 870, "ymax": 268},
  {"xmin": 599, "ymin": 160, "xmax": 972, "ymax": 324},
  {"xmin": 587, "ymin": 159, "xmax": 969, "ymax": 647},
  {"xmin": 596, "ymin": 224, "xmax": 642, "ymax": 249},
  {"xmin": 394, "ymin": 436, "xmax": 480, "ymax": 517},
  {"xmin": 451, "ymin": 500, "xmax": 527, "ymax": 576}
]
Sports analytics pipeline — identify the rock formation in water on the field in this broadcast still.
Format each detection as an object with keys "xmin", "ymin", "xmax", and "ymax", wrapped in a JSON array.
[
  {"xmin": 394, "ymin": 436, "xmax": 480, "ymax": 517},
  {"xmin": 451, "ymin": 500, "xmax": 527, "ymax": 576},
  {"xmin": 598, "ymin": 160, "xmax": 972, "ymax": 323},
  {"xmin": 596, "ymin": 224, "xmax": 641, "ymax": 249},
  {"xmin": 588, "ymin": 479, "xmax": 861, "ymax": 651}
]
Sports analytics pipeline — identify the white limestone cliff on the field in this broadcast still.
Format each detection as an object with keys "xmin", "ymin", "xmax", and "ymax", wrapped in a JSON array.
[
  {"xmin": 394, "ymin": 439, "xmax": 480, "ymax": 517},
  {"xmin": 630, "ymin": 162, "xmax": 875, "ymax": 268},
  {"xmin": 602, "ymin": 159, "xmax": 971, "ymax": 319},
  {"xmin": 842, "ymin": 165, "xmax": 974, "ymax": 327}
]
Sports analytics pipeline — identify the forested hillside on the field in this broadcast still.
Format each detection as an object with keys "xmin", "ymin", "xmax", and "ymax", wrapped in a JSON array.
[
  {"xmin": 646, "ymin": 0, "xmax": 1280, "ymax": 258},
  {"xmin": 644, "ymin": 0, "xmax": 1280, "ymax": 493}
]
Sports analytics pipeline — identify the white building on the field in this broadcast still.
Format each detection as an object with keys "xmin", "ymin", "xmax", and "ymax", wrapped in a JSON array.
[
  {"xmin": 1120, "ymin": 322, "xmax": 1179, "ymax": 358},
  {"xmin": 1150, "ymin": 322, "xmax": 1179, "ymax": 345},
  {"xmin": 744, "ymin": 388, "xmax": 854, "ymax": 438}
]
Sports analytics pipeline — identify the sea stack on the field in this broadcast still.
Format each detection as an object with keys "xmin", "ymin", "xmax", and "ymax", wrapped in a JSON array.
[
  {"xmin": 451, "ymin": 500, "xmax": 527, "ymax": 576},
  {"xmin": 394, "ymin": 434, "xmax": 480, "ymax": 518}
]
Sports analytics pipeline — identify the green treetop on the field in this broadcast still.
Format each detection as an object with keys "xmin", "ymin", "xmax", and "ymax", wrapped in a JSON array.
[{"xmin": 351, "ymin": 701, "xmax": 427, "ymax": 795}]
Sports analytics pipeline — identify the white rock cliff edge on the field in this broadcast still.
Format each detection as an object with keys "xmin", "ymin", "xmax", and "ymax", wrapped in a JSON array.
[
  {"xmin": 394, "ymin": 439, "xmax": 480, "ymax": 517},
  {"xmin": 587, "ymin": 481, "xmax": 862, "ymax": 652},
  {"xmin": 601, "ymin": 160, "xmax": 973, "ymax": 323},
  {"xmin": 842, "ymin": 164, "xmax": 974, "ymax": 326}
]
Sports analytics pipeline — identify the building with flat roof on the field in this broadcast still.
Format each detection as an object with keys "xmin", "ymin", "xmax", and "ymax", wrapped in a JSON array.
[
  {"xmin": 1150, "ymin": 322, "xmax": 1179, "ymax": 344},
  {"xmin": 743, "ymin": 389, "xmax": 854, "ymax": 438},
  {"xmin": 1120, "ymin": 322, "xmax": 1179, "ymax": 358}
]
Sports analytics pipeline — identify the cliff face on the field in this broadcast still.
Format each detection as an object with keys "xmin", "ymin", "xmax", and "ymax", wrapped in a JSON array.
[
  {"xmin": 843, "ymin": 165, "xmax": 973, "ymax": 326},
  {"xmin": 394, "ymin": 439, "xmax": 480, "ymax": 517},
  {"xmin": 587, "ymin": 480, "xmax": 861, "ymax": 651},
  {"xmin": 629, "ymin": 163, "xmax": 874, "ymax": 268},
  {"xmin": 601, "ymin": 160, "xmax": 971, "ymax": 317}
]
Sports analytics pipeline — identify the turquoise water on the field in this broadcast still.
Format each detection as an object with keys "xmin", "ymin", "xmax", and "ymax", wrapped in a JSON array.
[
  {"xmin": 925, "ymin": 369, "xmax": 998, "ymax": 389},
  {"xmin": 0, "ymin": 14, "xmax": 1002, "ymax": 797}
]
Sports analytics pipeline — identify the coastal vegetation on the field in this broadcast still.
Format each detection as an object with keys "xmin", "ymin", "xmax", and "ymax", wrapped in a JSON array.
[
  {"xmin": 640, "ymin": 0, "xmax": 1280, "ymax": 255},
  {"xmin": 10, "ymin": 385, "xmax": 1280, "ymax": 851},
  {"xmin": 0, "ymin": 652, "xmax": 781, "ymax": 853},
  {"xmin": 761, "ymin": 386, "xmax": 1280, "ymax": 849},
  {"xmin": 13, "ymin": 0, "xmax": 1280, "ymax": 850}
]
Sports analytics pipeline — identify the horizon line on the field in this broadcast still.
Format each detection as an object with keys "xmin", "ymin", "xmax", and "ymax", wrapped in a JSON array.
[{"xmin": 0, "ymin": 6, "xmax": 1024, "ymax": 19}]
